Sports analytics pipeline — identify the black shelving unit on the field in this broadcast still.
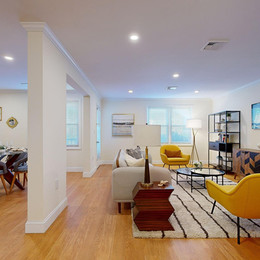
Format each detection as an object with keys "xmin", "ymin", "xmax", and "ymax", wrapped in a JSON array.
[{"xmin": 208, "ymin": 111, "xmax": 241, "ymax": 172}]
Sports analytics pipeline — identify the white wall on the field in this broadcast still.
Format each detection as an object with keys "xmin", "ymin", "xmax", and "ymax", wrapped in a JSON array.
[
  {"xmin": 0, "ymin": 91, "xmax": 27, "ymax": 147},
  {"xmin": 101, "ymin": 98, "xmax": 212, "ymax": 164},
  {"xmin": 213, "ymin": 81, "xmax": 260, "ymax": 150},
  {"xmin": 66, "ymin": 95, "xmax": 92, "ymax": 175}
]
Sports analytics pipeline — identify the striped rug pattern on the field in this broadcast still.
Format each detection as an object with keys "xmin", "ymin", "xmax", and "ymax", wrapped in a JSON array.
[{"xmin": 132, "ymin": 172, "xmax": 260, "ymax": 239}]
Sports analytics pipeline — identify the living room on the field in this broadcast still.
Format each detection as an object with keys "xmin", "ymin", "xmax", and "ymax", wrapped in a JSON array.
[{"xmin": 0, "ymin": 1, "xmax": 260, "ymax": 259}]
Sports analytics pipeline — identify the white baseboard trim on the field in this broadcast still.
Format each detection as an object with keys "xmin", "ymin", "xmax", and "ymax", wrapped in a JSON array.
[
  {"xmin": 98, "ymin": 160, "xmax": 113, "ymax": 165},
  {"xmin": 83, "ymin": 166, "xmax": 98, "ymax": 178},
  {"xmin": 67, "ymin": 167, "xmax": 84, "ymax": 172},
  {"xmin": 25, "ymin": 197, "xmax": 68, "ymax": 233}
]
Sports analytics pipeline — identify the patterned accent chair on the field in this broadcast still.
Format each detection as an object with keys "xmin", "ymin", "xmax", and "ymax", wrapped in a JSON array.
[
  {"xmin": 0, "ymin": 161, "xmax": 8, "ymax": 195},
  {"xmin": 160, "ymin": 145, "xmax": 190, "ymax": 170},
  {"xmin": 10, "ymin": 153, "xmax": 28, "ymax": 193},
  {"xmin": 206, "ymin": 174, "xmax": 260, "ymax": 244}
]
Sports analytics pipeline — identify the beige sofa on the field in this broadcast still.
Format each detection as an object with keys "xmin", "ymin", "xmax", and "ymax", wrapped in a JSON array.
[{"xmin": 112, "ymin": 149, "xmax": 172, "ymax": 213}]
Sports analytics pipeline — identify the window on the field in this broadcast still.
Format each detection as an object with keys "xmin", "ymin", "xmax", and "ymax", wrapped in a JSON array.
[
  {"xmin": 147, "ymin": 107, "xmax": 192, "ymax": 144},
  {"xmin": 66, "ymin": 99, "xmax": 81, "ymax": 148}
]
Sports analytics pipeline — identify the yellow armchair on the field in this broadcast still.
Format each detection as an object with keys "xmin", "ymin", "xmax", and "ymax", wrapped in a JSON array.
[
  {"xmin": 206, "ymin": 174, "xmax": 260, "ymax": 244},
  {"xmin": 160, "ymin": 145, "xmax": 190, "ymax": 170}
]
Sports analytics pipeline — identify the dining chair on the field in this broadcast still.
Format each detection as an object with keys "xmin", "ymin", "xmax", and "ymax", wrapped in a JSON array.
[
  {"xmin": 0, "ymin": 161, "xmax": 8, "ymax": 195},
  {"xmin": 10, "ymin": 154, "xmax": 28, "ymax": 193}
]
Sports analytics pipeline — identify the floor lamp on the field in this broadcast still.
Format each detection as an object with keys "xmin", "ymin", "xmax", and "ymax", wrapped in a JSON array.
[
  {"xmin": 133, "ymin": 125, "xmax": 161, "ymax": 188},
  {"xmin": 186, "ymin": 119, "xmax": 202, "ymax": 165}
]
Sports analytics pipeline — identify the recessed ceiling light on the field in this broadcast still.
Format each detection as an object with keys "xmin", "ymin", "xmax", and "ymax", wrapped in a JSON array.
[
  {"xmin": 194, "ymin": 90, "xmax": 199, "ymax": 94},
  {"xmin": 167, "ymin": 86, "xmax": 177, "ymax": 90},
  {"xmin": 129, "ymin": 34, "xmax": 139, "ymax": 41},
  {"xmin": 173, "ymin": 73, "xmax": 179, "ymax": 78},
  {"xmin": 4, "ymin": 56, "xmax": 14, "ymax": 61},
  {"xmin": 128, "ymin": 90, "xmax": 133, "ymax": 94}
]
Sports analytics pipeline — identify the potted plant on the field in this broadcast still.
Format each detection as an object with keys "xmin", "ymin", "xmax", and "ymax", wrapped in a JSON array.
[
  {"xmin": 227, "ymin": 112, "xmax": 231, "ymax": 121},
  {"xmin": 193, "ymin": 161, "xmax": 203, "ymax": 169}
]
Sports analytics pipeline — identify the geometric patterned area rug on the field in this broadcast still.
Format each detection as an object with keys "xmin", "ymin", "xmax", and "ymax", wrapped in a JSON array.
[{"xmin": 132, "ymin": 172, "xmax": 260, "ymax": 239}]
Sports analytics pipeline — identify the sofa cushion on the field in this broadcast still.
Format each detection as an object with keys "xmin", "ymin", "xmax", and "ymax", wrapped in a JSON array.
[
  {"xmin": 165, "ymin": 149, "xmax": 182, "ymax": 158},
  {"xmin": 126, "ymin": 146, "xmax": 142, "ymax": 159},
  {"xmin": 125, "ymin": 153, "xmax": 145, "ymax": 167}
]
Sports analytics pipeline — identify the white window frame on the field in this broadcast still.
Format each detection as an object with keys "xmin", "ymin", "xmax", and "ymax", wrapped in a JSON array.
[
  {"xmin": 66, "ymin": 95, "xmax": 82, "ymax": 150},
  {"xmin": 147, "ymin": 106, "xmax": 192, "ymax": 145}
]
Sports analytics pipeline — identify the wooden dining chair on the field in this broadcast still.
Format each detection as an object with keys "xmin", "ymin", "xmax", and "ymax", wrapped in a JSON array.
[
  {"xmin": 0, "ymin": 161, "xmax": 8, "ymax": 195},
  {"xmin": 10, "ymin": 155, "xmax": 28, "ymax": 193}
]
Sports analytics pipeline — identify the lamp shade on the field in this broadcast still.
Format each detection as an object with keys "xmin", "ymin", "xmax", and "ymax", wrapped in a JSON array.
[
  {"xmin": 186, "ymin": 119, "xmax": 202, "ymax": 129},
  {"xmin": 133, "ymin": 125, "xmax": 161, "ymax": 147}
]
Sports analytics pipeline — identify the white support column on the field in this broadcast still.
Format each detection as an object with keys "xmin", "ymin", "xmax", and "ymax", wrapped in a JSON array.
[{"xmin": 22, "ymin": 22, "xmax": 67, "ymax": 233}]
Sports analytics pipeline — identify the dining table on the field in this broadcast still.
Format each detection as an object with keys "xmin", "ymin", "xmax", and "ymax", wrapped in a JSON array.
[{"xmin": 0, "ymin": 149, "xmax": 26, "ymax": 190}]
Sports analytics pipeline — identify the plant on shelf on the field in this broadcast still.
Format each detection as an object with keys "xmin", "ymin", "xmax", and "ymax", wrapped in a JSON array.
[{"xmin": 227, "ymin": 112, "xmax": 231, "ymax": 121}]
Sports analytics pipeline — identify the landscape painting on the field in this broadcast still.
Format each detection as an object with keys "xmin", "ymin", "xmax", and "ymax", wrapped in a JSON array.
[
  {"xmin": 252, "ymin": 102, "xmax": 260, "ymax": 129},
  {"xmin": 112, "ymin": 114, "xmax": 134, "ymax": 136}
]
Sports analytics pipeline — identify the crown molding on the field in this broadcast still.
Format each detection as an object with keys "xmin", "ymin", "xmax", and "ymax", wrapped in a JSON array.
[{"xmin": 20, "ymin": 22, "xmax": 100, "ymax": 98}]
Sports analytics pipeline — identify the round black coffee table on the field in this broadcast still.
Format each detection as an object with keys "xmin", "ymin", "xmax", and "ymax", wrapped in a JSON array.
[{"xmin": 176, "ymin": 167, "xmax": 225, "ymax": 192}]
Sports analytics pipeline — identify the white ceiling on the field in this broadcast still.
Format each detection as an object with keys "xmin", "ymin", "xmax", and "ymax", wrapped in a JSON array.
[{"xmin": 1, "ymin": 0, "xmax": 260, "ymax": 98}]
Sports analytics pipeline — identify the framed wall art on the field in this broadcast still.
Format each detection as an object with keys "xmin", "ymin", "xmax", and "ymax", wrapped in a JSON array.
[
  {"xmin": 252, "ymin": 102, "xmax": 260, "ymax": 129},
  {"xmin": 0, "ymin": 107, "xmax": 2, "ymax": 121},
  {"xmin": 112, "ymin": 114, "xmax": 135, "ymax": 136}
]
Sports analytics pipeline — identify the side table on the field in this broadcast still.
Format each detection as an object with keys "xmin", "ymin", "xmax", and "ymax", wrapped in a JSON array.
[{"xmin": 132, "ymin": 182, "xmax": 174, "ymax": 231}]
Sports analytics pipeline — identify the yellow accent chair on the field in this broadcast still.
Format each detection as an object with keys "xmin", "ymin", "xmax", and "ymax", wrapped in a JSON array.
[
  {"xmin": 206, "ymin": 174, "xmax": 260, "ymax": 244},
  {"xmin": 160, "ymin": 145, "xmax": 190, "ymax": 170}
]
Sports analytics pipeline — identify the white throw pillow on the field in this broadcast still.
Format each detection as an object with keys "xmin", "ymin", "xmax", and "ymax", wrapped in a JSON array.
[
  {"xmin": 133, "ymin": 158, "xmax": 145, "ymax": 167},
  {"xmin": 125, "ymin": 153, "xmax": 145, "ymax": 167},
  {"xmin": 118, "ymin": 149, "xmax": 128, "ymax": 167}
]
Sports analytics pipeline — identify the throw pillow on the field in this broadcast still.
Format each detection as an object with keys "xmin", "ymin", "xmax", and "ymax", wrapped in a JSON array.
[
  {"xmin": 165, "ymin": 149, "xmax": 182, "ymax": 158},
  {"xmin": 125, "ymin": 153, "xmax": 145, "ymax": 167},
  {"xmin": 132, "ymin": 158, "xmax": 145, "ymax": 167},
  {"xmin": 116, "ymin": 149, "xmax": 121, "ymax": 168},
  {"xmin": 126, "ymin": 146, "xmax": 142, "ymax": 159},
  {"xmin": 118, "ymin": 149, "xmax": 128, "ymax": 167}
]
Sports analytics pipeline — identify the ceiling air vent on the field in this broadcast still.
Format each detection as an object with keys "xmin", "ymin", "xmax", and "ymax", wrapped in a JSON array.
[{"xmin": 202, "ymin": 40, "xmax": 228, "ymax": 51}]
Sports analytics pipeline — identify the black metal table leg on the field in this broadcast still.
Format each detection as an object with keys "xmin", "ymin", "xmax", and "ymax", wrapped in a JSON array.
[{"xmin": 191, "ymin": 173, "xmax": 193, "ymax": 192}]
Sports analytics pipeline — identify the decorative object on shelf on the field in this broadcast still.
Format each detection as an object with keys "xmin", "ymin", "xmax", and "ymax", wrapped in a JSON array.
[
  {"xmin": 208, "ymin": 111, "xmax": 241, "ymax": 172},
  {"xmin": 133, "ymin": 125, "xmax": 161, "ymax": 188},
  {"xmin": 6, "ymin": 117, "xmax": 18, "ymax": 129},
  {"xmin": 186, "ymin": 119, "xmax": 202, "ymax": 164},
  {"xmin": 257, "ymin": 144, "xmax": 260, "ymax": 149},
  {"xmin": 251, "ymin": 102, "xmax": 260, "ymax": 130},
  {"xmin": 0, "ymin": 107, "xmax": 2, "ymax": 121},
  {"xmin": 216, "ymin": 123, "xmax": 221, "ymax": 132},
  {"xmin": 221, "ymin": 123, "xmax": 226, "ymax": 132},
  {"xmin": 112, "ymin": 114, "xmax": 134, "ymax": 136}
]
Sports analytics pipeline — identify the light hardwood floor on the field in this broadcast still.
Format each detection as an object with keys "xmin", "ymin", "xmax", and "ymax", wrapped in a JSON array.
[{"xmin": 0, "ymin": 165, "xmax": 259, "ymax": 260}]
